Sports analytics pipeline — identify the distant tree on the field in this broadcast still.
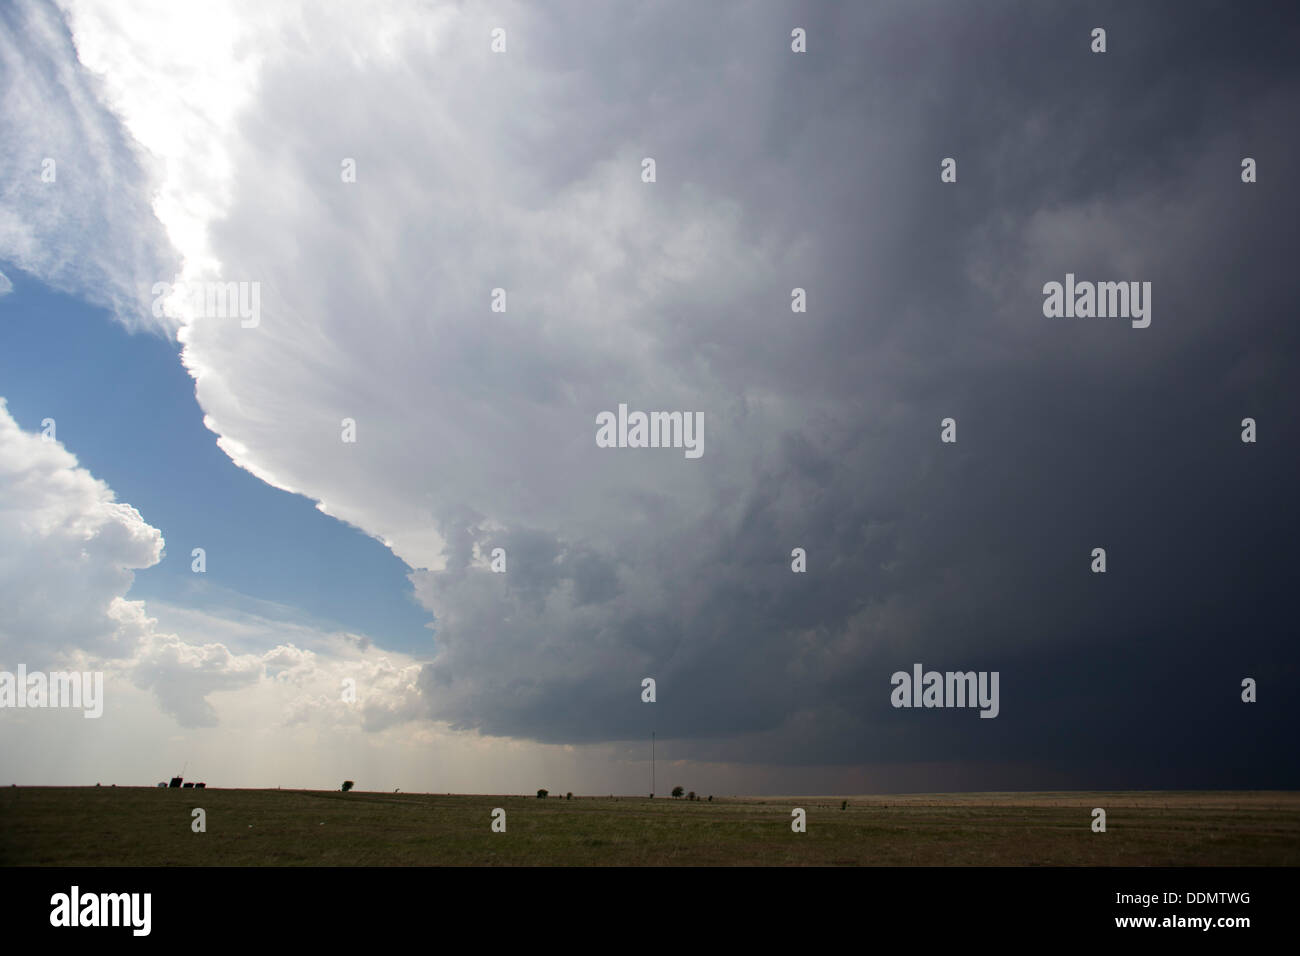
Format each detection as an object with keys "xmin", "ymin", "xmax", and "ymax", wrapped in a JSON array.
[
  {"xmin": 687, "ymin": 791, "xmax": 696, "ymax": 801},
  {"xmin": 341, "ymin": 780, "xmax": 354, "ymax": 792},
  {"xmin": 841, "ymin": 800, "xmax": 848, "ymax": 811},
  {"xmin": 537, "ymin": 788, "xmax": 549, "ymax": 799},
  {"xmin": 708, "ymin": 795, "xmax": 713, "ymax": 802},
  {"xmin": 672, "ymin": 786, "xmax": 684, "ymax": 798},
  {"xmin": 566, "ymin": 792, "xmax": 573, "ymax": 800}
]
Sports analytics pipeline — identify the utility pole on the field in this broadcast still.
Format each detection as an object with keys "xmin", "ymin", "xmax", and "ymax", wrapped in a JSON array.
[{"xmin": 651, "ymin": 731, "xmax": 655, "ymax": 796}]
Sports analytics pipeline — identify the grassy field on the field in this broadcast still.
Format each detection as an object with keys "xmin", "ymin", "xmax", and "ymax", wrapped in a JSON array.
[{"xmin": 2, "ymin": 787, "xmax": 1297, "ymax": 866}]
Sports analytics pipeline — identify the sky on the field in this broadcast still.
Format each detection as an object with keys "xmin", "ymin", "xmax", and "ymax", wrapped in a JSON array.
[{"xmin": 0, "ymin": 0, "xmax": 1297, "ymax": 796}]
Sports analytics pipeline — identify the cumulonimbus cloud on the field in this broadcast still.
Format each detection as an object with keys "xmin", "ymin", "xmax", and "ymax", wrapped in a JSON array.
[{"xmin": 6, "ymin": 1, "xmax": 1298, "ymax": 787}]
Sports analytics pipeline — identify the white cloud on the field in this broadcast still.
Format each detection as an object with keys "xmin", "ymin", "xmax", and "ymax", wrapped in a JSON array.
[
  {"xmin": 0, "ymin": 397, "xmax": 419, "ymax": 732},
  {"xmin": 0, "ymin": 397, "xmax": 163, "ymax": 667},
  {"xmin": 0, "ymin": 0, "xmax": 179, "ymax": 332},
  {"xmin": 48, "ymin": 0, "xmax": 807, "ymax": 567}
]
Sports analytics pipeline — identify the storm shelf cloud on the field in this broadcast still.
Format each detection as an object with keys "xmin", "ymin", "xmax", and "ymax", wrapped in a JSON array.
[{"xmin": 0, "ymin": 0, "xmax": 1297, "ymax": 793}]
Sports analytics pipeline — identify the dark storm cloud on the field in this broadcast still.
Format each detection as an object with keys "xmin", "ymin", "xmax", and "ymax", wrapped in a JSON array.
[{"xmin": 412, "ymin": 0, "xmax": 1300, "ymax": 788}]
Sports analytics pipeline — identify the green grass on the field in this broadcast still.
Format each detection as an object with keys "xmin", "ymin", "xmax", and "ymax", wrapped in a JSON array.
[{"xmin": 2, "ymin": 788, "xmax": 1297, "ymax": 866}]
